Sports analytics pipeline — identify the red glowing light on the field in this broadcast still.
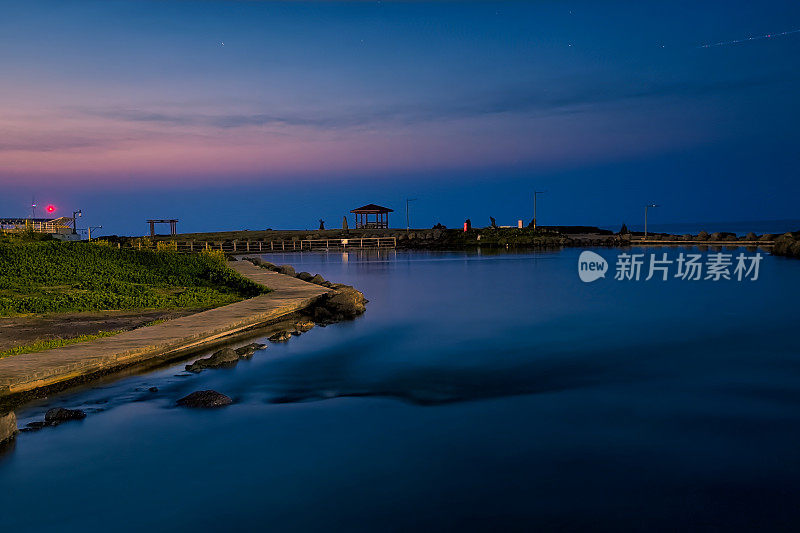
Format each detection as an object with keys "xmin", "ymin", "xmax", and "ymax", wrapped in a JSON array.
[{"xmin": 46, "ymin": 205, "xmax": 56, "ymax": 213}]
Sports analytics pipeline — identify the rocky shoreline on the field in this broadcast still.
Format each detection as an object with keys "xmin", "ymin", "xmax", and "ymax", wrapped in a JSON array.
[
  {"xmin": 196, "ymin": 226, "xmax": 790, "ymax": 251},
  {"xmin": 772, "ymin": 233, "xmax": 800, "ymax": 258},
  {"xmin": 241, "ymin": 256, "xmax": 368, "ymax": 323},
  {"xmin": 1, "ymin": 263, "xmax": 369, "ymax": 442}
]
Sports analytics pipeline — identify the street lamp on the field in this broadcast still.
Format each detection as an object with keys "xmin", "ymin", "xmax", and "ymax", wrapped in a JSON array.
[
  {"xmin": 88, "ymin": 226, "xmax": 102, "ymax": 241},
  {"xmin": 533, "ymin": 191, "xmax": 546, "ymax": 230},
  {"xmin": 72, "ymin": 210, "xmax": 82, "ymax": 234},
  {"xmin": 644, "ymin": 204, "xmax": 659, "ymax": 239},
  {"xmin": 406, "ymin": 198, "xmax": 417, "ymax": 232}
]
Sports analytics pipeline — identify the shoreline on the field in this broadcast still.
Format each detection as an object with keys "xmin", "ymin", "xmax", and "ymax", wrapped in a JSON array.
[
  {"xmin": 121, "ymin": 226, "xmax": 795, "ymax": 254},
  {"xmin": 0, "ymin": 262, "xmax": 331, "ymax": 410}
]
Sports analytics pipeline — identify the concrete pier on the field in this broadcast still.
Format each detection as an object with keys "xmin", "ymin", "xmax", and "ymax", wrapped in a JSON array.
[{"xmin": 0, "ymin": 261, "xmax": 329, "ymax": 401}]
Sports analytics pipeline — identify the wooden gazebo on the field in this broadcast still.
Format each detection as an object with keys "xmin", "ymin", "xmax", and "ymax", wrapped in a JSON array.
[{"xmin": 350, "ymin": 204, "xmax": 393, "ymax": 229}]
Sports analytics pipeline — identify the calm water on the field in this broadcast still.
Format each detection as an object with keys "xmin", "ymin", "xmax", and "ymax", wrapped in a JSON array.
[{"xmin": 2, "ymin": 248, "xmax": 799, "ymax": 532}]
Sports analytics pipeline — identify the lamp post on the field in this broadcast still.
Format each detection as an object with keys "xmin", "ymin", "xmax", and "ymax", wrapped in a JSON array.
[
  {"xmin": 88, "ymin": 226, "xmax": 102, "ymax": 241},
  {"xmin": 533, "ymin": 191, "xmax": 546, "ymax": 230},
  {"xmin": 72, "ymin": 210, "xmax": 82, "ymax": 234},
  {"xmin": 644, "ymin": 204, "xmax": 659, "ymax": 239},
  {"xmin": 406, "ymin": 198, "xmax": 417, "ymax": 232}
]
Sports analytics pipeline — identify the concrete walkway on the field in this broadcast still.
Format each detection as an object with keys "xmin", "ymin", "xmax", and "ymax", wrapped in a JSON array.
[{"xmin": 0, "ymin": 261, "xmax": 329, "ymax": 398}]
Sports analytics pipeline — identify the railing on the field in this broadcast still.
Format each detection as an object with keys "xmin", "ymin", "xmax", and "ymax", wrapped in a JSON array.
[
  {"xmin": 1, "ymin": 219, "xmax": 72, "ymax": 234},
  {"xmin": 125, "ymin": 237, "xmax": 397, "ymax": 253}
]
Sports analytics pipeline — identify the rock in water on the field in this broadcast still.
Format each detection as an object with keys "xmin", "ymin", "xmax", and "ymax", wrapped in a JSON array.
[
  {"xmin": 278, "ymin": 264, "xmax": 296, "ymax": 276},
  {"xmin": 235, "ymin": 342, "xmax": 267, "ymax": 358},
  {"xmin": 0, "ymin": 411, "xmax": 17, "ymax": 443},
  {"xmin": 185, "ymin": 347, "xmax": 240, "ymax": 372},
  {"xmin": 177, "ymin": 390, "xmax": 232, "ymax": 408},
  {"xmin": 325, "ymin": 286, "xmax": 368, "ymax": 319},
  {"xmin": 296, "ymin": 272, "xmax": 313, "ymax": 282},
  {"xmin": 294, "ymin": 319, "xmax": 315, "ymax": 333},
  {"xmin": 268, "ymin": 331, "xmax": 292, "ymax": 342},
  {"xmin": 44, "ymin": 407, "xmax": 86, "ymax": 423},
  {"xmin": 309, "ymin": 274, "xmax": 327, "ymax": 285}
]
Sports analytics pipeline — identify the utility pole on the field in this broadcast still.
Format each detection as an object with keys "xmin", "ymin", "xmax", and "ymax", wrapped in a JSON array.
[
  {"xmin": 533, "ymin": 191, "xmax": 546, "ymax": 230},
  {"xmin": 88, "ymin": 225, "xmax": 102, "ymax": 241},
  {"xmin": 72, "ymin": 209, "xmax": 82, "ymax": 234},
  {"xmin": 644, "ymin": 204, "xmax": 659, "ymax": 239},
  {"xmin": 406, "ymin": 198, "xmax": 417, "ymax": 232}
]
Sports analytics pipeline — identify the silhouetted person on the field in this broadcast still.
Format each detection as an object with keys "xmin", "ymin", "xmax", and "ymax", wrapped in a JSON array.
[
  {"xmin": 319, "ymin": 219, "xmax": 325, "ymax": 230},
  {"xmin": 489, "ymin": 216, "xmax": 497, "ymax": 229}
]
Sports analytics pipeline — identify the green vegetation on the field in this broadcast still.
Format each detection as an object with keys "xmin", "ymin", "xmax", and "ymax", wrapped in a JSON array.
[
  {"xmin": 0, "ymin": 240, "xmax": 269, "ymax": 316},
  {"xmin": 0, "ymin": 331, "xmax": 122, "ymax": 359}
]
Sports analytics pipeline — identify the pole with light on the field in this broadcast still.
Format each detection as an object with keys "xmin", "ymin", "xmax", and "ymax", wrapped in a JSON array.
[
  {"xmin": 88, "ymin": 226, "xmax": 102, "ymax": 241},
  {"xmin": 533, "ymin": 191, "xmax": 546, "ymax": 230},
  {"xmin": 644, "ymin": 204, "xmax": 659, "ymax": 239},
  {"xmin": 72, "ymin": 210, "xmax": 82, "ymax": 234},
  {"xmin": 406, "ymin": 198, "xmax": 417, "ymax": 232}
]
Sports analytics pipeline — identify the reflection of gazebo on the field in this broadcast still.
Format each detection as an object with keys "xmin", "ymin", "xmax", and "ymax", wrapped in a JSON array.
[{"xmin": 350, "ymin": 204, "xmax": 393, "ymax": 229}]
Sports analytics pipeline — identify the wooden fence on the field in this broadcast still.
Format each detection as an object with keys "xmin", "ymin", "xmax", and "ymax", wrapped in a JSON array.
[{"xmin": 126, "ymin": 237, "xmax": 397, "ymax": 253}]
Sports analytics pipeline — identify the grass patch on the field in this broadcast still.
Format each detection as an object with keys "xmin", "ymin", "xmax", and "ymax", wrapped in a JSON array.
[
  {"xmin": 0, "ymin": 331, "xmax": 122, "ymax": 358},
  {"xmin": 0, "ymin": 239, "xmax": 269, "ymax": 316}
]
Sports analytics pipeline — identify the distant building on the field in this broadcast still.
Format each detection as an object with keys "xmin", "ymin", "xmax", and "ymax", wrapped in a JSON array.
[
  {"xmin": 350, "ymin": 204, "xmax": 393, "ymax": 229},
  {"xmin": 0, "ymin": 217, "xmax": 79, "ymax": 240}
]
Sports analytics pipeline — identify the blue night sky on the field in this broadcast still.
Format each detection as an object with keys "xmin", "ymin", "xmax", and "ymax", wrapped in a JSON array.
[{"xmin": 0, "ymin": 1, "xmax": 798, "ymax": 236}]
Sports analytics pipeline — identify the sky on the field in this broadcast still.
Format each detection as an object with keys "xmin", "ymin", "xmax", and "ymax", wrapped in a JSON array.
[{"xmin": 1, "ymin": 0, "xmax": 798, "ymax": 236}]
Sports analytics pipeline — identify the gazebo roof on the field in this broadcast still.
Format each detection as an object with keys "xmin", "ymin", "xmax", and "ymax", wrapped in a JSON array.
[{"xmin": 350, "ymin": 204, "xmax": 393, "ymax": 214}]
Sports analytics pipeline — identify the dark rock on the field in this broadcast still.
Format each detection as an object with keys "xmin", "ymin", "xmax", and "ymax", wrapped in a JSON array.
[
  {"xmin": 259, "ymin": 261, "xmax": 280, "ymax": 271},
  {"xmin": 148, "ymin": 387, "xmax": 159, "ymax": 393},
  {"xmin": 313, "ymin": 306, "xmax": 333, "ymax": 322},
  {"xmin": 268, "ymin": 331, "xmax": 292, "ymax": 342},
  {"xmin": 45, "ymin": 407, "xmax": 86, "ymax": 423},
  {"xmin": 314, "ymin": 284, "xmax": 367, "ymax": 324},
  {"xmin": 331, "ymin": 286, "xmax": 367, "ymax": 314},
  {"xmin": 235, "ymin": 342, "xmax": 267, "ymax": 358},
  {"xmin": 294, "ymin": 319, "xmax": 315, "ymax": 332},
  {"xmin": 185, "ymin": 347, "xmax": 240, "ymax": 372},
  {"xmin": 296, "ymin": 272, "xmax": 314, "ymax": 282},
  {"xmin": 309, "ymin": 274, "xmax": 327, "ymax": 285},
  {"xmin": 26, "ymin": 421, "xmax": 47, "ymax": 430},
  {"xmin": 1, "ymin": 412, "xmax": 17, "ymax": 443},
  {"xmin": 176, "ymin": 390, "xmax": 232, "ymax": 408},
  {"xmin": 278, "ymin": 265, "xmax": 296, "ymax": 276}
]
